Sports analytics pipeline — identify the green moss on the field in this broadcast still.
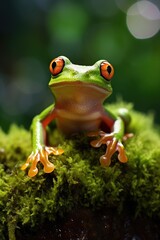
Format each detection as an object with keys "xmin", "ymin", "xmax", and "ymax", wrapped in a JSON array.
[{"xmin": 0, "ymin": 102, "xmax": 160, "ymax": 239}]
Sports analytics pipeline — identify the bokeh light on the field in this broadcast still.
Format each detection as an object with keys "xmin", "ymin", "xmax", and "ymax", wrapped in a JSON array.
[{"xmin": 126, "ymin": 0, "xmax": 160, "ymax": 39}]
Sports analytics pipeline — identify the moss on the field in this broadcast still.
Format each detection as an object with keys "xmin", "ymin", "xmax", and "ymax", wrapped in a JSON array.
[{"xmin": 0, "ymin": 102, "xmax": 160, "ymax": 239}]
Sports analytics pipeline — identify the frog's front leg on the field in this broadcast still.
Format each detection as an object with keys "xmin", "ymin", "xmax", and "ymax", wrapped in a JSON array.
[
  {"xmin": 21, "ymin": 104, "xmax": 64, "ymax": 177},
  {"xmin": 89, "ymin": 109, "xmax": 132, "ymax": 166}
]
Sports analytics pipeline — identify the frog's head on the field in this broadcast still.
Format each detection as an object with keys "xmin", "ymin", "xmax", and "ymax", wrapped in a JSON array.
[{"xmin": 48, "ymin": 56, "xmax": 114, "ymax": 102}]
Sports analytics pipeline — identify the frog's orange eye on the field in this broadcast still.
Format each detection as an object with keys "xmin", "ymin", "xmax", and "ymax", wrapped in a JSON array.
[
  {"xmin": 100, "ymin": 61, "xmax": 114, "ymax": 80},
  {"xmin": 49, "ymin": 57, "xmax": 64, "ymax": 76}
]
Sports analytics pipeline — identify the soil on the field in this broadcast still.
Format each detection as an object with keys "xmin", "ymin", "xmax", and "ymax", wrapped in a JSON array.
[{"xmin": 16, "ymin": 207, "xmax": 160, "ymax": 240}]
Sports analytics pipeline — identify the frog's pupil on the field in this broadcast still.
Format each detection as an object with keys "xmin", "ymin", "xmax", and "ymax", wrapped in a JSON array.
[
  {"xmin": 107, "ymin": 65, "xmax": 112, "ymax": 74},
  {"xmin": 52, "ymin": 61, "xmax": 56, "ymax": 69}
]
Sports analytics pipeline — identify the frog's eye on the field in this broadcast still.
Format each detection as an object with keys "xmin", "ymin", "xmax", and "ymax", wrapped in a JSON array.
[
  {"xmin": 100, "ymin": 61, "xmax": 114, "ymax": 80},
  {"xmin": 49, "ymin": 57, "xmax": 64, "ymax": 76}
]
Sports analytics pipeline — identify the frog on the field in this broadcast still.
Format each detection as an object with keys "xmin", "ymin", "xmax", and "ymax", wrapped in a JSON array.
[{"xmin": 21, "ymin": 56, "xmax": 132, "ymax": 177}]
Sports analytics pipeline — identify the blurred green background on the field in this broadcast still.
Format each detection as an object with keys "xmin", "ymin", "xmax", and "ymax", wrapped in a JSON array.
[{"xmin": 0, "ymin": 0, "xmax": 160, "ymax": 130}]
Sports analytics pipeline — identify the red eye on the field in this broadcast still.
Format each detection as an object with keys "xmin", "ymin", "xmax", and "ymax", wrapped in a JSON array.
[
  {"xmin": 49, "ymin": 57, "xmax": 64, "ymax": 76},
  {"xmin": 100, "ymin": 61, "xmax": 114, "ymax": 80}
]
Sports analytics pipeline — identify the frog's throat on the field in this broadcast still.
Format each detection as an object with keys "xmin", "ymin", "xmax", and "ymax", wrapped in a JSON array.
[{"xmin": 49, "ymin": 81, "xmax": 112, "ymax": 119}]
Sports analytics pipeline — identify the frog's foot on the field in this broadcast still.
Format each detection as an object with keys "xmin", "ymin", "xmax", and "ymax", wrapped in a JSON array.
[
  {"xmin": 21, "ymin": 146, "xmax": 64, "ymax": 177},
  {"xmin": 89, "ymin": 131, "xmax": 128, "ymax": 167}
]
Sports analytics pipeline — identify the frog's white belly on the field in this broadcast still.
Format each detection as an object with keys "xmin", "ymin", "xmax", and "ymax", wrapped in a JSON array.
[{"xmin": 56, "ymin": 110, "xmax": 102, "ymax": 135}]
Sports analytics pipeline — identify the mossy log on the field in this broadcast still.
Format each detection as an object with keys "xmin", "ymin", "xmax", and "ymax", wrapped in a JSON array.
[{"xmin": 0, "ymin": 102, "xmax": 160, "ymax": 239}]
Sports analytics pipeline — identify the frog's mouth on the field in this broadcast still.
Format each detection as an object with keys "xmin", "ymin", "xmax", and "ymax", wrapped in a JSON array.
[{"xmin": 50, "ymin": 80, "xmax": 112, "ymax": 97}]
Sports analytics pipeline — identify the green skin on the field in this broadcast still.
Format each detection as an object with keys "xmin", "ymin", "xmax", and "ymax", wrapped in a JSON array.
[{"xmin": 21, "ymin": 56, "xmax": 131, "ymax": 177}]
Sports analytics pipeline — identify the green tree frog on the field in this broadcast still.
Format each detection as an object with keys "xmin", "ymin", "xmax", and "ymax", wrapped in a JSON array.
[{"xmin": 21, "ymin": 56, "xmax": 131, "ymax": 177}]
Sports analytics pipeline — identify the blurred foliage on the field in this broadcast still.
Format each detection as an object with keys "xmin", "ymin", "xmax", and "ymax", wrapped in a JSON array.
[{"xmin": 0, "ymin": 0, "xmax": 160, "ymax": 130}]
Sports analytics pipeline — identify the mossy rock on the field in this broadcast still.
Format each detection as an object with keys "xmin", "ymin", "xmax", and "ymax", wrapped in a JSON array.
[{"xmin": 0, "ymin": 102, "xmax": 160, "ymax": 240}]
